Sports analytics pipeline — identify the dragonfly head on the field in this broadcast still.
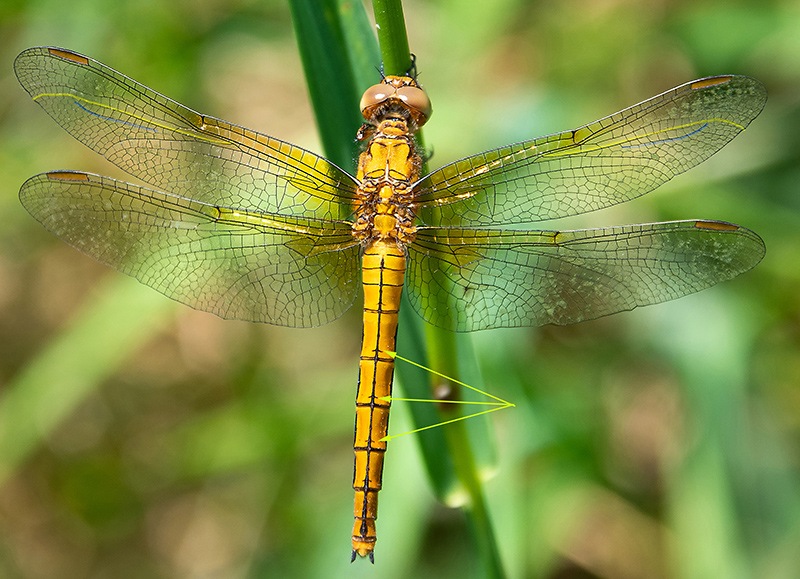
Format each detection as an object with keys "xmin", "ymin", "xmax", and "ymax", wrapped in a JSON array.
[{"xmin": 360, "ymin": 75, "xmax": 432, "ymax": 130}]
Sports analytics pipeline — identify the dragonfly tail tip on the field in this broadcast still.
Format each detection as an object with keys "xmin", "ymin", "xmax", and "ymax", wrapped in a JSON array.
[{"xmin": 350, "ymin": 548, "xmax": 376, "ymax": 564}]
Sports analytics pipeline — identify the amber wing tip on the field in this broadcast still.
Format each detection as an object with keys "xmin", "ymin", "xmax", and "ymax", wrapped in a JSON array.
[{"xmin": 46, "ymin": 47, "xmax": 90, "ymax": 65}]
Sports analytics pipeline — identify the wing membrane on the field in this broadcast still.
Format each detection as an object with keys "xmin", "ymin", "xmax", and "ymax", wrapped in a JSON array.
[
  {"xmin": 415, "ymin": 76, "xmax": 766, "ymax": 226},
  {"xmin": 407, "ymin": 221, "xmax": 765, "ymax": 331},
  {"xmin": 14, "ymin": 46, "xmax": 358, "ymax": 220},
  {"xmin": 20, "ymin": 171, "xmax": 360, "ymax": 327}
]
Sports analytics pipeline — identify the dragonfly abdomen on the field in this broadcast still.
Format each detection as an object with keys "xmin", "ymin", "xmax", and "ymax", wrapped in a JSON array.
[{"xmin": 351, "ymin": 240, "xmax": 405, "ymax": 561}]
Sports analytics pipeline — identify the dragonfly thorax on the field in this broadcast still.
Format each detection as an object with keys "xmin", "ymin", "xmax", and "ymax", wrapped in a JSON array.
[
  {"xmin": 353, "ymin": 122, "xmax": 420, "ymax": 246},
  {"xmin": 352, "ymin": 180, "xmax": 416, "ymax": 245}
]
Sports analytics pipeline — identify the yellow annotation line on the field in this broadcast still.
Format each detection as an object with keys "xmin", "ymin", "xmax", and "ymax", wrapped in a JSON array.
[{"xmin": 378, "ymin": 351, "xmax": 515, "ymax": 442}]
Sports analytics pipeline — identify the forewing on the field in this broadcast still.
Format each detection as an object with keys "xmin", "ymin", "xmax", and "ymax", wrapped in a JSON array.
[
  {"xmin": 20, "ymin": 171, "xmax": 360, "ymax": 327},
  {"xmin": 14, "ymin": 47, "xmax": 358, "ymax": 220},
  {"xmin": 415, "ymin": 76, "xmax": 766, "ymax": 226},
  {"xmin": 407, "ymin": 221, "xmax": 764, "ymax": 331}
]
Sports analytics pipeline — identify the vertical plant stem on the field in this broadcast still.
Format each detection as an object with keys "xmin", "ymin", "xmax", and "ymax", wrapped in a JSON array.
[
  {"xmin": 371, "ymin": 1, "xmax": 505, "ymax": 576},
  {"xmin": 426, "ymin": 324, "xmax": 505, "ymax": 579},
  {"xmin": 287, "ymin": 0, "xmax": 364, "ymax": 170},
  {"xmin": 372, "ymin": 0, "xmax": 412, "ymax": 75}
]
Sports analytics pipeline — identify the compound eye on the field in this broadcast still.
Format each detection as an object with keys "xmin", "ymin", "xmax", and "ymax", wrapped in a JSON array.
[
  {"xmin": 360, "ymin": 83, "xmax": 393, "ymax": 115},
  {"xmin": 396, "ymin": 85, "xmax": 432, "ymax": 123}
]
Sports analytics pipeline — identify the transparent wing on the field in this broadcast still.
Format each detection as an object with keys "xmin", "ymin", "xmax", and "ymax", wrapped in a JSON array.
[
  {"xmin": 14, "ymin": 46, "xmax": 358, "ymax": 220},
  {"xmin": 406, "ymin": 221, "xmax": 764, "ymax": 331},
  {"xmin": 20, "ymin": 171, "xmax": 361, "ymax": 327},
  {"xmin": 415, "ymin": 76, "xmax": 766, "ymax": 226}
]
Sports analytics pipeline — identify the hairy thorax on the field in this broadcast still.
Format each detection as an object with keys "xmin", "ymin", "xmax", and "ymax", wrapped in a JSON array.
[{"xmin": 352, "ymin": 118, "xmax": 421, "ymax": 246}]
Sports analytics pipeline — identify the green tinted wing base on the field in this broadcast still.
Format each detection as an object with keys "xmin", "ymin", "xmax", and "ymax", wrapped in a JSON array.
[
  {"xmin": 407, "ymin": 221, "xmax": 765, "ymax": 331},
  {"xmin": 20, "ymin": 171, "xmax": 360, "ymax": 327}
]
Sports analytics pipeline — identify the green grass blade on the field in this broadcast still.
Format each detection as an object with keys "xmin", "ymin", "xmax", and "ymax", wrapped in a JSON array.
[
  {"xmin": 287, "ymin": 0, "xmax": 366, "ymax": 170},
  {"xmin": 337, "ymin": 0, "xmax": 383, "ymax": 90}
]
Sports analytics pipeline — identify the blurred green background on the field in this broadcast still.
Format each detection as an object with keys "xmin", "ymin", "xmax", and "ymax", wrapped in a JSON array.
[{"xmin": 1, "ymin": 0, "xmax": 799, "ymax": 577}]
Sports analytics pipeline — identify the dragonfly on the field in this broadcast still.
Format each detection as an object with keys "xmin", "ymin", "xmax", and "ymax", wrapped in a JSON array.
[{"xmin": 15, "ymin": 46, "xmax": 766, "ymax": 562}]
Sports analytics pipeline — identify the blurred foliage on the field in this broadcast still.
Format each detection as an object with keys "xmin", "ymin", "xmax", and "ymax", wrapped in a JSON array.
[{"xmin": 1, "ymin": 0, "xmax": 799, "ymax": 578}]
